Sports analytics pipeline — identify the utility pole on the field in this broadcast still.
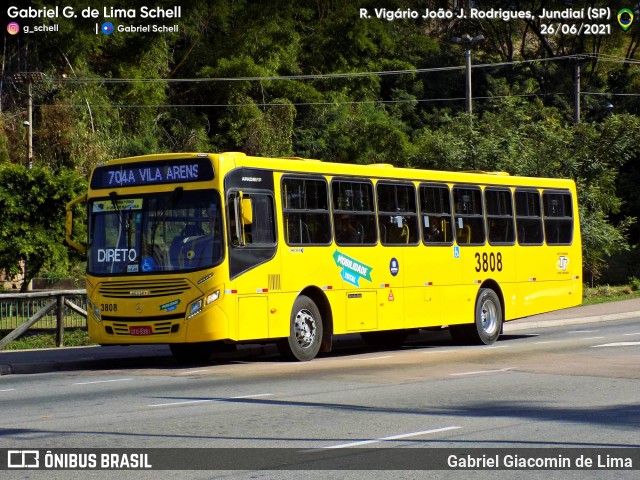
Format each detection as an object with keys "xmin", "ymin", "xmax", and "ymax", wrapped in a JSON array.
[
  {"xmin": 451, "ymin": 34, "xmax": 485, "ymax": 116},
  {"xmin": 12, "ymin": 72, "xmax": 45, "ymax": 169},
  {"xmin": 574, "ymin": 61, "xmax": 580, "ymax": 124}
]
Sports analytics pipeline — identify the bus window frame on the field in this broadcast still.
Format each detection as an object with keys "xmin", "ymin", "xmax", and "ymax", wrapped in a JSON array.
[
  {"xmin": 281, "ymin": 175, "xmax": 332, "ymax": 247},
  {"xmin": 485, "ymin": 187, "xmax": 516, "ymax": 246},
  {"xmin": 542, "ymin": 189, "xmax": 574, "ymax": 246},
  {"xmin": 419, "ymin": 183, "xmax": 454, "ymax": 246},
  {"xmin": 330, "ymin": 177, "xmax": 378, "ymax": 246},
  {"xmin": 515, "ymin": 188, "xmax": 544, "ymax": 246},
  {"xmin": 453, "ymin": 185, "xmax": 486, "ymax": 246},
  {"xmin": 376, "ymin": 181, "xmax": 419, "ymax": 246}
]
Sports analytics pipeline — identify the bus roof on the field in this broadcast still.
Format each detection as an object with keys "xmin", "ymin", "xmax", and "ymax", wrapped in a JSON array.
[{"xmin": 92, "ymin": 152, "xmax": 575, "ymax": 190}]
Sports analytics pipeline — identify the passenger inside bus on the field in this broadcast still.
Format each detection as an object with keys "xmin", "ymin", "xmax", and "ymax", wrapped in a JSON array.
[
  {"xmin": 335, "ymin": 214, "xmax": 361, "ymax": 243},
  {"xmin": 425, "ymin": 216, "xmax": 443, "ymax": 242}
]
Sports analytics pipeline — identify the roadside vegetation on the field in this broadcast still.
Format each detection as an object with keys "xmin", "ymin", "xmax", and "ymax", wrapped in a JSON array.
[
  {"xmin": 0, "ymin": 328, "xmax": 91, "ymax": 350},
  {"xmin": 582, "ymin": 279, "xmax": 640, "ymax": 306}
]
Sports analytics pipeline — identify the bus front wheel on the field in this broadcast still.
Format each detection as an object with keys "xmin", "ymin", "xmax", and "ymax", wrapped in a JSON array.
[
  {"xmin": 450, "ymin": 288, "xmax": 502, "ymax": 345},
  {"xmin": 278, "ymin": 295, "xmax": 323, "ymax": 361}
]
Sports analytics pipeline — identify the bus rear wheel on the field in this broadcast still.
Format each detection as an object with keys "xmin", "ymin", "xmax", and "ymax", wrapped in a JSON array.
[
  {"xmin": 278, "ymin": 295, "xmax": 323, "ymax": 361},
  {"xmin": 450, "ymin": 288, "xmax": 502, "ymax": 345}
]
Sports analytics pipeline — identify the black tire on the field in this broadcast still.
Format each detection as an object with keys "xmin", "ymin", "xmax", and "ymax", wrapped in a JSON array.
[
  {"xmin": 450, "ymin": 288, "xmax": 502, "ymax": 345},
  {"xmin": 361, "ymin": 329, "xmax": 408, "ymax": 349},
  {"xmin": 170, "ymin": 342, "xmax": 214, "ymax": 364},
  {"xmin": 277, "ymin": 295, "xmax": 323, "ymax": 361}
]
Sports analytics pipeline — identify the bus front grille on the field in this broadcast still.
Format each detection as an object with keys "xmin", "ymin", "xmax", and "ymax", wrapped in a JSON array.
[{"xmin": 98, "ymin": 279, "xmax": 191, "ymax": 298}]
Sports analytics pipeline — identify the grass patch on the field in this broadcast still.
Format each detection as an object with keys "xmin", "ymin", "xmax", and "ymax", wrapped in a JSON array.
[
  {"xmin": 582, "ymin": 284, "xmax": 640, "ymax": 306},
  {"xmin": 1, "ymin": 329, "xmax": 94, "ymax": 350}
]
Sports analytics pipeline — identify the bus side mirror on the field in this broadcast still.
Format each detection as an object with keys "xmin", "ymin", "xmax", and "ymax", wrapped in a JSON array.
[
  {"xmin": 241, "ymin": 198, "xmax": 253, "ymax": 225},
  {"xmin": 66, "ymin": 194, "xmax": 87, "ymax": 254}
]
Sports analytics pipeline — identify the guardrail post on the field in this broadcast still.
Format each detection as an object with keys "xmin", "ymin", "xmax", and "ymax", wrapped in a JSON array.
[{"xmin": 56, "ymin": 294, "xmax": 65, "ymax": 347}]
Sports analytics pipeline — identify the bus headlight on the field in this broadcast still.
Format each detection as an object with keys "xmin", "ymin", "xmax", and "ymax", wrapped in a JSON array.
[
  {"xmin": 187, "ymin": 299, "xmax": 203, "ymax": 319},
  {"xmin": 88, "ymin": 299, "xmax": 101, "ymax": 322},
  {"xmin": 206, "ymin": 290, "xmax": 220, "ymax": 305}
]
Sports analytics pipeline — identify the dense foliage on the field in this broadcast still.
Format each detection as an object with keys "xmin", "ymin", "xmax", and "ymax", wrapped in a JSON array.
[
  {"xmin": 1, "ymin": 0, "xmax": 639, "ymax": 285},
  {"xmin": 0, "ymin": 165, "xmax": 86, "ymax": 290}
]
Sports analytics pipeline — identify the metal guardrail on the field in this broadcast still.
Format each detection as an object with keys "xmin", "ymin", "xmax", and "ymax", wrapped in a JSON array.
[{"xmin": 0, "ymin": 290, "xmax": 87, "ymax": 349}]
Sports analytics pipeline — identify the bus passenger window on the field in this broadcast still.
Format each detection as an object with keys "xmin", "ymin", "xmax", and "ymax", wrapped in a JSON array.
[
  {"xmin": 376, "ymin": 182, "xmax": 418, "ymax": 245},
  {"xmin": 515, "ymin": 190, "xmax": 543, "ymax": 245},
  {"xmin": 420, "ymin": 184, "xmax": 453, "ymax": 245},
  {"xmin": 543, "ymin": 191, "xmax": 573, "ymax": 245},
  {"xmin": 453, "ymin": 186, "xmax": 485, "ymax": 245},
  {"xmin": 282, "ymin": 177, "xmax": 331, "ymax": 246},
  {"xmin": 485, "ymin": 188, "xmax": 515, "ymax": 245},
  {"xmin": 332, "ymin": 179, "xmax": 377, "ymax": 245}
]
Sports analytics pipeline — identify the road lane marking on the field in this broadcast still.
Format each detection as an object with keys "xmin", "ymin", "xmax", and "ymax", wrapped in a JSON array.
[
  {"xmin": 149, "ymin": 393, "xmax": 273, "ymax": 407},
  {"xmin": 535, "ymin": 340, "xmax": 561, "ymax": 344},
  {"xmin": 591, "ymin": 342, "xmax": 640, "ymax": 348},
  {"xmin": 421, "ymin": 349, "xmax": 458, "ymax": 353},
  {"xmin": 569, "ymin": 330, "xmax": 594, "ymax": 333},
  {"xmin": 0, "ymin": 389, "xmax": 16, "ymax": 392},
  {"xmin": 582, "ymin": 336, "xmax": 605, "ymax": 340},
  {"xmin": 73, "ymin": 378, "xmax": 133, "ymax": 385},
  {"xmin": 176, "ymin": 369, "xmax": 210, "ymax": 375},
  {"xmin": 322, "ymin": 426, "xmax": 462, "ymax": 449},
  {"xmin": 486, "ymin": 345, "xmax": 508, "ymax": 349},
  {"xmin": 623, "ymin": 333, "xmax": 640, "ymax": 336},
  {"xmin": 354, "ymin": 356, "xmax": 393, "ymax": 361},
  {"xmin": 149, "ymin": 399, "xmax": 214, "ymax": 407},
  {"xmin": 229, "ymin": 394, "xmax": 274, "ymax": 399},
  {"xmin": 450, "ymin": 367, "xmax": 514, "ymax": 377}
]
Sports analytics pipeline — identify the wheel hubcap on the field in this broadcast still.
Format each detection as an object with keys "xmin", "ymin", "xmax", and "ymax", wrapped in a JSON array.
[
  {"xmin": 480, "ymin": 299, "xmax": 498, "ymax": 334},
  {"xmin": 294, "ymin": 309, "xmax": 316, "ymax": 348}
]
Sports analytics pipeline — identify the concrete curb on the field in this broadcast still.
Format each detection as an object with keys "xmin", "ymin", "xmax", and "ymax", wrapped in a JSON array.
[{"xmin": 504, "ymin": 311, "xmax": 640, "ymax": 332}]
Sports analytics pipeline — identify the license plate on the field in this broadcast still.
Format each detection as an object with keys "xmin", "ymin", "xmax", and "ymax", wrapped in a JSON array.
[{"xmin": 130, "ymin": 326, "xmax": 152, "ymax": 336}]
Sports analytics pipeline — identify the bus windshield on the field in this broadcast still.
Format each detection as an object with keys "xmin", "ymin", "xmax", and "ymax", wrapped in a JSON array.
[{"xmin": 88, "ymin": 189, "xmax": 223, "ymax": 275}]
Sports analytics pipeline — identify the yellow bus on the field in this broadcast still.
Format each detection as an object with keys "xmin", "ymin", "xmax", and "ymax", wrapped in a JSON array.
[{"xmin": 66, "ymin": 152, "xmax": 582, "ymax": 362}]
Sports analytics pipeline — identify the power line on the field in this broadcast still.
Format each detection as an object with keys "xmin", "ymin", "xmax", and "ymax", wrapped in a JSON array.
[
  {"xmin": 20, "ymin": 53, "xmax": 639, "ymax": 109},
  {"xmin": 47, "ymin": 54, "xmax": 619, "ymax": 85},
  {"xmin": 34, "ymin": 92, "xmax": 573, "ymax": 109}
]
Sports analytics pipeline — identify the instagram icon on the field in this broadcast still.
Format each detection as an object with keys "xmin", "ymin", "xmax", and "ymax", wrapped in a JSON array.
[{"xmin": 7, "ymin": 22, "xmax": 20, "ymax": 35}]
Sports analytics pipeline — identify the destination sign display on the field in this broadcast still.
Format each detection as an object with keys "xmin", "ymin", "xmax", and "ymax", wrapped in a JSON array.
[{"xmin": 90, "ymin": 158, "xmax": 214, "ymax": 189}]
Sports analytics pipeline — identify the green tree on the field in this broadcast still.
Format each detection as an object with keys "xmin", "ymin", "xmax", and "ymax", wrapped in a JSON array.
[{"xmin": 0, "ymin": 165, "xmax": 86, "ymax": 291}]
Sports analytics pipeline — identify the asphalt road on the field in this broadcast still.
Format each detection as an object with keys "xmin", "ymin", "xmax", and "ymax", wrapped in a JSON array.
[{"xmin": 1, "ymin": 317, "xmax": 639, "ymax": 479}]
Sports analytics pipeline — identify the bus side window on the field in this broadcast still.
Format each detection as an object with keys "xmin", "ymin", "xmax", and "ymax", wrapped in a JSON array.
[
  {"xmin": 543, "ymin": 190, "xmax": 573, "ymax": 245},
  {"xmin": 228, "ymin": 191, "xmax": 275, "ymax": 247},
  {"xmin": 376, "ymin": 182, "xmax": 418, "ymax": 246},
  {"xmin": 282, "ymin": 177, "xmax": 331, "ymax": 246},
  {"xmin": 453, "ymin": 186, "xmax": 485, "ymax": 245},
  {"xmin": 420, "ymin": 184, "xmax": 453, "ymax": 245},
  {"xmin": 332, "ymin": 179, "xmax": 377, "ymax": 245},
  {"xmin": 515, "ymin": 190, "xmax": 544, "ymax": 245},
  {"xmin": 485, "ymin": 188, "xmax": 515, "ymax": 245}
]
